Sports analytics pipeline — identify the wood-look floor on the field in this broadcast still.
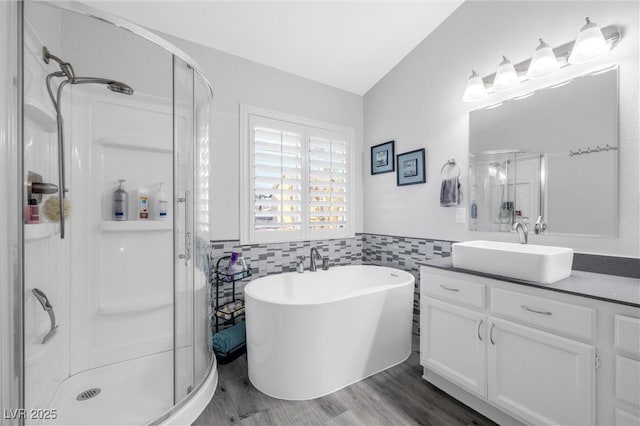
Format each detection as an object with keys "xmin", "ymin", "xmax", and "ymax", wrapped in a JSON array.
[{"xmin": 194, "ymin": 337, "xmax": 495, "ymax": 426}]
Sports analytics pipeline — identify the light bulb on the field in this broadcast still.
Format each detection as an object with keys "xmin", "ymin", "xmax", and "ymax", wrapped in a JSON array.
[
  {"xmin": 568, "ymin": 17, "xmax": 609, "ymax": 64},
  {"xmin": 493, "ymin": 56, "xmax": 520, "ymax": 91},
  {"xmin": 526, "ymin": 39, "xmax": 559, "ymax": 79},
  {"xmin": 462, "ymin": 70, "xmax": 487, "ymax": 102}
]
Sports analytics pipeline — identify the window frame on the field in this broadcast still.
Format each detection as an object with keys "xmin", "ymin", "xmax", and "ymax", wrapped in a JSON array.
[{"xmin": 240, "ymin": 105, "xmax": 355, "ymax": 244}]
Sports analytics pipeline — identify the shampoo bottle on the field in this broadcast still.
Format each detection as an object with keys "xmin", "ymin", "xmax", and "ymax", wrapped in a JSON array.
[
  {"xmin": 154, "ymin": 182, "xmax": 168, "ymax": 220},
  {"xmin": 137, "ymin": 187, "xmax": 150, "ymax": 220},
  {"xmin": 113, "ymin": 179, "xmax": 128, "ymax": 221}
]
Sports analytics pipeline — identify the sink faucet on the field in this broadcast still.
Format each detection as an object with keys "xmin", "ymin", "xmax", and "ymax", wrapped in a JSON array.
[
  {"xmin": 513, "ymin": 219, "xmax": 529, "ymax": 244},
  {"xmin": 534, "ymin": 215, "xmax": 548, "ymax": 234},
  {"xmin": 309, "ymin": 247, "xmax": 322, "ymax": 272}
]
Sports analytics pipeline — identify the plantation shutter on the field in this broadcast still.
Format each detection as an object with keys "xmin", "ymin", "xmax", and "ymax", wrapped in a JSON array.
[
  {"xmin": 250, "ymin": 116, "xmax": 305, "ymax": 242},
  {"xmin": 244, "ymin": 109, "xmax": 352, "ymax": 244},
  {"xmin": 308, "ymin": 128, "xmax": 349, "ymax": 237}
]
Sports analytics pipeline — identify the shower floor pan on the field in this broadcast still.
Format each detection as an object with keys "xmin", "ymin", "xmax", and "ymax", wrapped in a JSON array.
[{"xmin": 35, "ymin": 351, "xmax": 173, "ymax": 426}]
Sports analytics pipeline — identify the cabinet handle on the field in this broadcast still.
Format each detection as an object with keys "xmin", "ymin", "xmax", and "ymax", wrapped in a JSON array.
[
  {"xmin": 440, "ymin": 284, "xmax": 460, "ymax": 292},
  {"xmin": 489, "ymin": 323, "xmax": 495, "ymax": 345},
  {"xmin": 521, "ymin": 305, "xmax": 552, "ymax": 316},
  {"xmin": 477, "ymin": 320, "xmax": 483, "ymax": 341}
]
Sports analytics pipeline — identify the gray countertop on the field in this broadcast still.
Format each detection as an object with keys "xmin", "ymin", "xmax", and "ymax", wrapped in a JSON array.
[{"xmin": 420, "ymin": 257, "xmax": 640, "ymax": 308}]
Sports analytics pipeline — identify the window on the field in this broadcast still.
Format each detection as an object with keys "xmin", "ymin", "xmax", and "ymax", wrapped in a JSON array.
[{"xmin": 240, "ymin": 106, "xmax": 354, "ymax": 244}]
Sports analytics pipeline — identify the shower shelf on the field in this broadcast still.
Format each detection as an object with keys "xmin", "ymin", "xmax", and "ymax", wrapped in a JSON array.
[
  {"xmin": 25, "ymin": 222, "xmax": 60, "ymax": 240},
  {"xmin": 99, "ymin": 137, "xmax": 173, "ymax": 154},
  {"xmin": 99, "ymin": 221, "xmax": 173, "ymax": 232},
  {"xmin": 24, "ymin": 97, "xmax": 57, "ymax": 132}
]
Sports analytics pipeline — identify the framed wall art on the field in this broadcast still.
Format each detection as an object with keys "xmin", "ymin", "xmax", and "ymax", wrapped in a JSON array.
[
  {"xmin": 397, "ymin": 148, "xmax": 426, "ymax": 186},
  {"xmin": 370, "ymin": 140, "xmax": 395, "ymax": 175}
]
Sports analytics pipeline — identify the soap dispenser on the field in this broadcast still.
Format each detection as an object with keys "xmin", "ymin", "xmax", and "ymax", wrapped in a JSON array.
[{"xmin": 113, "ymin": 179, "xmax": 128, "ymax": 221}]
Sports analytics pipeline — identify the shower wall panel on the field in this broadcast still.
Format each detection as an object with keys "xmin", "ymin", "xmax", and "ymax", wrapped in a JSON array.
[{"xmin": 68, "ymin": 88, "xmax": 174, "ymax": 374}]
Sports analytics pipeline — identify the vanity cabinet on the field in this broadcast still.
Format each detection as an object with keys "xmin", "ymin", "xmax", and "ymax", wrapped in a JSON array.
[
  {"xmin": 613, "ymin": 315, "xmax": 640, "ymax": 425},
  {"xmin": 420, "ymin": 266, "xmax": 614, "ymax": 426},
  {"xmin": 487, "ymin": 317, "xmax": 595, "ymax": 425},
  {"xmin": 421, "ymin": 298, "xmax": 486, "ymax": 398}
]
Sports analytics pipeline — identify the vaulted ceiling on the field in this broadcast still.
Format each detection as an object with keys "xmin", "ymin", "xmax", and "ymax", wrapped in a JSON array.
[{"xmin": 90, "ymin": 1, "xmax": 464, "ymax": 95}]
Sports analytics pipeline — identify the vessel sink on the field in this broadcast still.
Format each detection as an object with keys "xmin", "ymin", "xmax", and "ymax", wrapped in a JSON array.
[{"xmin": 452, "ymin": 240, "xmax": 574, "ymax": 284}]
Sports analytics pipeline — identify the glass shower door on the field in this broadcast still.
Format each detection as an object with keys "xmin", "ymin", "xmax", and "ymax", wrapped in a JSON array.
[
  {"xmin": 173, "ymin": 58, "xmax": 214, "ymax": 405},
  {"xmin": 173, "ymin": 56, "xmax": 196, "ymax": 402},
  {"xmin": 193, "ymin": 72, "xmax": 213, "ymax": 385}
]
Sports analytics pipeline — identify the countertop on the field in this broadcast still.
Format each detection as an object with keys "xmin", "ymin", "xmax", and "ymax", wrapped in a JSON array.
[{"xmin": 420, "ymin": 257, "xmax": 640, "ymax": 308}]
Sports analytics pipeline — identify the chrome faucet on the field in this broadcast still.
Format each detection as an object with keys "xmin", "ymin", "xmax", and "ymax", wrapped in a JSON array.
[
  {"xmin": 296, "ymin": 256, "xmax": 306, "ymax": 273},
  {"xmin": 513, "ymin": 220, "xmax": 529, "ymax": 244},
  {"xmin": 534, "ymin": 215, "xmax": 548, "ymax": 234},
  {"xmin": 309, "ymin": 247, "xmax": 322, "ymax": 272}
]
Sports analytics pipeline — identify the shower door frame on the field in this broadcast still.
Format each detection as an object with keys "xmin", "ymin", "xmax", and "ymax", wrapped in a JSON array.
[{"xmin": 1, "ymin": 1, "xmax": 25, "ymax": 425}]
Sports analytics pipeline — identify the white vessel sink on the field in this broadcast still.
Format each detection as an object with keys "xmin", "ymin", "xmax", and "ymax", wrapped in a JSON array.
[{"xmin": 452, "ymin": 240, "xmax": 574, "ymax": 284}]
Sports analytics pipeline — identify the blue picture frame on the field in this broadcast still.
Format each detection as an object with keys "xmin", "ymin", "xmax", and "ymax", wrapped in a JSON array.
[
  {"xmin": 371, "ymin": 140, "xmax": 395, "ymax": 175},
  {"xmin": 397, "ymin": 149, "xmax": 426, "ymax": 186}
]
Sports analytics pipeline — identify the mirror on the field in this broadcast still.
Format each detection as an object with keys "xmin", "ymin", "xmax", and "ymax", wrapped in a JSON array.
[{"xmin": 469, "ymin": 67, "xmax": 619, "ymax": 236}]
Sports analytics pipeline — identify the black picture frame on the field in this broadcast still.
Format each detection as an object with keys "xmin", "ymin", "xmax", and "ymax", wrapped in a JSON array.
[
  {"xmin": 397, "ymin": 148, "xmax": 426, "ymax": 186},
  {"xmin": 370, "ymin": 140, "xmax": 395, "ymax": 175}
]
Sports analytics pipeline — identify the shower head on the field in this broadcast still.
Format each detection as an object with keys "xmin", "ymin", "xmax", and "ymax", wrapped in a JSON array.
[
  {"xmin": 43, "ymin": 47, "xmax": 134, "ymax": 96},
  {"xmin": 107, "ymin": 81, "xmax": 134, "ymax": 95},
  {"xmin": 70, "ymin": 77, "xmax": 134, "ymax": 96}
]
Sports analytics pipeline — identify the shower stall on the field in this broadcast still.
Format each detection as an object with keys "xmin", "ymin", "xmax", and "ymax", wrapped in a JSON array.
[{"xmin": 1, "ymin": 1, "xmax": 216, "ymax": 424}]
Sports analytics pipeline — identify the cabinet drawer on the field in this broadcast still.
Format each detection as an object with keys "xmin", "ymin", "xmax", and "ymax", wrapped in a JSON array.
[
  {"xmin": 422, "ymin": 273, "xmax": 485, "ymax": 309},
  {"xmin": 615, "ymin": 315, "xmax": 640, "ymax": 355},
  {"xmin": 490, "ymin": 288, "xmax": 596, "ymax": 340},
  {"xmin": 616, "ymin": 356, "xmax": 640, "ymax": 408}
]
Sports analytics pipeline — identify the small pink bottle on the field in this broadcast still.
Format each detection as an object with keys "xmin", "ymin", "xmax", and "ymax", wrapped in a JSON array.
[{"xmin": 25, "ymin": 199, "xmax": 40, "ymax": 224}]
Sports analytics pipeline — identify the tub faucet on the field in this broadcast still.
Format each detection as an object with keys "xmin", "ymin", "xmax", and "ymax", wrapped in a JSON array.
[
  {"xmin": 310, "ymin": 247, "xmax": 322, "ymax": 272},
  {"xmin": 513, "ymin": 219, "xmax": 529, "ymax": 244}
]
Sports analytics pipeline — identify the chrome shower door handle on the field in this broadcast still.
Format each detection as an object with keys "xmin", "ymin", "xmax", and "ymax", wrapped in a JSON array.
[
  {"xmin": 32, "ymin": 288, "xmax": 59, "ymax": 344},
  {"xmin": 184, "ymin": 190, "xmax": 192, "ymax": 266}
]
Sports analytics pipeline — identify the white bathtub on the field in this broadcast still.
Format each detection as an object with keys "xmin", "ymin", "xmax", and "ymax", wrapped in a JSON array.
[{"xmin": 244, "ymin": 264, "xmax": 415, "ymax": 400}]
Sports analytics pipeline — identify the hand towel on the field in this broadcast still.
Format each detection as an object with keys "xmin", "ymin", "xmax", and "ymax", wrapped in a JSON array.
[{"xmin": 440, "ymin": 177, "xmax": 463, "ymax": 207}]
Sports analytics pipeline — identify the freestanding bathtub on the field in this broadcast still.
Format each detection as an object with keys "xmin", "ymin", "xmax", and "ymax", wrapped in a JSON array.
[{"xmin": 244, "ymin": 264, "xmax": 415, "ymax": 400}]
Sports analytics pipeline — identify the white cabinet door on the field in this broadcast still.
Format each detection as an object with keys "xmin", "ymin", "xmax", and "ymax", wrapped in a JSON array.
[
  {"xmin": 421, "ymin": 297, "xmax": 486, "ymax": 398},
  {"xmin": 487, "ymin": 317, "xmax": 595, "ymax": 426}
]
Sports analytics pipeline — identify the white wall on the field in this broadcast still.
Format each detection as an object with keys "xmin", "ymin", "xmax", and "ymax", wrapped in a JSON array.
[
  {"xmin": 161, "ymin": 34, "xmax": 364, "ymax": 241},
  {"xmin": 363, "ymin": 1, "xmax": 639, "ymax": 257}
]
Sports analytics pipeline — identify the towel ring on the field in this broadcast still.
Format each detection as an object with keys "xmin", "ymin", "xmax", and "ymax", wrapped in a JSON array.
[{"xmin": 440, "ymin": 159, "xmax": 461, "ymax": 178}]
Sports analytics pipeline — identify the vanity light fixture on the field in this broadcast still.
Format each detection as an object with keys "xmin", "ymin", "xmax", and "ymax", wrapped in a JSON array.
[
  {"xmin": 462, "ymin": 70, "xmax": 488, "ymax": 102},
  {"xmin": 568, "ymin": 17, "xmax": 608, "ymax": 64},
  {"xmin": 463, "ymin": 17, "xmax": 620, "ymax": 103},
  {"xmin": 493, "ymin": 56, "xmax": 520, "ymax": 91},
  {"xmin": 526, "ymin": 39, "xmax": 559, "ymax": 79}
]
